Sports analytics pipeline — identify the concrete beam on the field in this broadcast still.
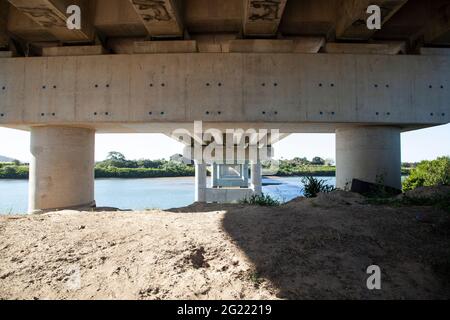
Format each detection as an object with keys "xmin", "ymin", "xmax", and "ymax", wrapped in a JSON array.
[
  {"xmin": 94, "ymin": 0, "xmax": 147, "ymax": 38},
  {"xmin": 193, "ymin": 33, "xmax": 237, "ymax": 53},
  {"xmin": 243, "ymin": 0, "xmax": 288, "ymax": 37},
  {"xmin": 336, "ymin": 0, "xmax": 408, "ymax": 40},
  {"xmin": 7, "ymin": 5, "xmax": 57, "ymax": 43},
  {"xmin": 292, "ymin": 37, "xmax": 325, "ymax": 53},
  {"xmin": 41, "ymin": 45, "xmax": 106, "ymax": 56},
  {"xmin": 7, "ymin": 0, "xmax": 94, "ymax": 42},
  {"xmin": 229, "ymin": 38, "xmax": 325, "ymax": 53},
  {"xmin": 324, "ymin": 42, "xmax": 406, "ymax": 55},
  {"xmin": 229, "ymin": 39, "xmax": 293, "ymax": 53},
  {"xmin": 0, "ymin": 53, "xmax": 449, "ymax": 131},
  {"xmin": 134, "ymin": 40, "xmax": 197, "ymax": 53},
  {"xmin": 128, "ymin": 0, "xmax": 184, "ymax": 37},
  {"xmin": 0, "ymin": 0, "xmax": 9, "ymax": 48}
]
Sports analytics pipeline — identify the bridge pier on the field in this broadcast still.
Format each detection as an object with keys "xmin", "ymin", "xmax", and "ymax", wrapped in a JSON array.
[
  {"xmin": 250, "ymin": 162, "xmax": 263, "ymax": 195},
  {"xmin": 194, "ymin": 161, "xmax": 207, "ymax": 203},
  {"xmin": 336, "ymin": 126, "xmax": 402, "ymax": 191},
  {"xmin": 28, "ymin": 126, "xmax": 96, "ymax": 213}
]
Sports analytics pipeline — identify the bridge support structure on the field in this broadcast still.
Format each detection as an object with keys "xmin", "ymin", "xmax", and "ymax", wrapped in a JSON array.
[
  {"xmin": 28, "ymin": 126, "xmax": 96, "ymax": 213},
  {"xmin": 336, "ymin": 126, "xmax": 402, "ymax": 191}
]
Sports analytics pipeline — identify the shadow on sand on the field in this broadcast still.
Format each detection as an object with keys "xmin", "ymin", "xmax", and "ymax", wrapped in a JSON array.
[{"xmin": 218, "ymin": 197, "xmax": 450, "ymax": 300}]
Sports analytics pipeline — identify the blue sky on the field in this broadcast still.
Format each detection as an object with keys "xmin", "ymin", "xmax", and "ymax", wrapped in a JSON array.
[{"xmin": 1, "ymin": 124, "xmax": 449, "ymax": 163}]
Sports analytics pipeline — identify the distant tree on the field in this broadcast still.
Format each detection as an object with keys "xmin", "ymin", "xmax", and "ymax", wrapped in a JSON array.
[
  {"xmin": 12, "ymin": 159, "xmax": 21, "ymax": 166},
  {"xmin": 292, "ymin": 157, "xmax": 310, "ymax": 166},
  {"xmin": 311, "ymin": 157, "xmax": 326, "ymax": 166},
  {"xmin": 107, "ymin": 151, "xmax": 126, "ymax": 161}
]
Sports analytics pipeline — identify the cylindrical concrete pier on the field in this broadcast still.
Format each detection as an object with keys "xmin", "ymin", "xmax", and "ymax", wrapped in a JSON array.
[
  {"xmin": 29, "ymin": 126, "xmax": 95, "ymax": 213},
  {"xmin": 336, "ymin": 126, "xmax": 401, "ymax": 190},
  {"xmin": 195, "ymin": 161, "xmax": 207, "ymax": 202},
  {"xmin": 251, "ymin": 162, "xmax": 262, "ymax": 195}
]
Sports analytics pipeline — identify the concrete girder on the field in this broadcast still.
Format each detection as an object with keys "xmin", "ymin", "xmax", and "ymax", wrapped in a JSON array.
[
  {"xmin": 336, "ymin": 0, "xmax": 408, "ymax": 41},
  {"xmin": 128, "ymin": 0, "xmax": 184, "ymax": 37},
  {"xmin": 243, "ymin": 0, "xmax": 288, "ymax": 37},
  {"xmin": 7, "ymin": 0, "xmax": 94, "ymax": 42}
]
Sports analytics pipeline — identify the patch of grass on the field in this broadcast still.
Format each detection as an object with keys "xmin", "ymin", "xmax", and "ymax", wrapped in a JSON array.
[
  {"xmin": 248, "ymin": 271, "xmax": 264, "ymax": 288},
  {"xmin": 367, "ymin": 194, "xmax": 450, "ymax": 213},
  {"xmin": 301, "ymin": 176, "xmax": 335, "ymax": 198},
  {"xmin": 241, "ymin": 194, "xmax": 281, "ymax": 207}
]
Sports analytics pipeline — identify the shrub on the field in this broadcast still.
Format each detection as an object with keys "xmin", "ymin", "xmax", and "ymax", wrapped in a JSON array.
[
  {"xmin": 403, "ymin": 157, "xmax": 450, "ymax": 191},
  {"xmin": 301, "ymin": 176, "xmax": 335, "ymax": 198},
  {"xmin": 0, "ymin": 165, "xmax": 29, "ymax": 179},
  {"xmin": 241, "ymin": 194, "xmax": 281, "ymax": 207}
]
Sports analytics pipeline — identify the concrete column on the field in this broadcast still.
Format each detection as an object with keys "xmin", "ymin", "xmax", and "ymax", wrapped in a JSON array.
[
  {"xmin": 195, "ymin": 161, "xmax": 207, "ymax": 202},
  {"xmin": 336, "ymin": 126, "xmax": 401, "ymax": 190},
  {"xmin": 250, "ymin": 162, "xmax": 262, "ymax": 195},
  {"xmin": 29, "ymin": 126, "xmax": 95, "ymax": 213},
  {"xmin": 211, "ymin": 163, "xmax": 218, "ymax": 188}
]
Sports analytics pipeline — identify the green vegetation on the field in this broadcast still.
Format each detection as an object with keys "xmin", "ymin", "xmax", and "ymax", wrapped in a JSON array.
[
  {"xmin": 95, "ymin": 166, "xmax": 194, "ymax": 178},
  {"xmin": 403, "ymin": 157, "xmax": 450, "ymax": 191},
  {"xmin": 241, "ymin": 194, "xmax": 281, "ymax": 207},
  {"xmin": 0, "ymin": 152, "xmax": 195, "ymax": 179},
  {"xmin": 0, "ymin": 152, "xmax": 423, "ymax": 180},
  {"xmin": 263, "ymin": 157, "xmax": 336, "ymax": 177},
  {"xmin": 367, "ymin": 157, "xmax": 450, "ymax": 213},
  {"xmin": 95, "ymin": 152, "xmax": 194, "ymax": 178},
  {"xmin": 301, "ymin": 176, "xmax": 335, "ymax": 198},
  {"xmin": 367, "ymin": 193, "xmax": 450, "ymax": 214},
  {"xmin": 266, "ymin": 158, "xmax": 412, "ymax": 177},
  {"xmin": 0, "ymin": 162, "xmax": 29, "ymax": 179}
]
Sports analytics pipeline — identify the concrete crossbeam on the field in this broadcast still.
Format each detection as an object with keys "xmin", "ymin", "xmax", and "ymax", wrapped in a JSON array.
[
  {"xmin": 0, "ymin": 53, "xmax": 449, "ymax": 132},
  {"xmin": 324, "ymin": 42, "xmax": 406, "ymax": 55},
  {"xmin": 41, "ymin": 45, "xmax": 106, "ymax": 56}
]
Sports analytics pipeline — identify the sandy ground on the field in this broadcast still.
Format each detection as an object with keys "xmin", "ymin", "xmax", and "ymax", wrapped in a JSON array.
[{"xmin": 0, "ymin": 191, "xmax": 449, "ymax": 300}]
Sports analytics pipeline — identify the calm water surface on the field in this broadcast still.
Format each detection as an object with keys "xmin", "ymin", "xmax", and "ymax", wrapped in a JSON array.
[{"xmin": 0, "ymin": 177, "xmax": 336, "ymax": 215}]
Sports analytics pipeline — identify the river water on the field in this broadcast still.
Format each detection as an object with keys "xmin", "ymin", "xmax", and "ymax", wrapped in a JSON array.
[{"xmin": 0, "ymin": 176, "xmax": 336, "ymax": 215}]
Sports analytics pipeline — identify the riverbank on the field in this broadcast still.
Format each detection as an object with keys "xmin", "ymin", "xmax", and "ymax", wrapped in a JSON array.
[
  {"xmin": 0, "ymin": 164, "xmax": 412, "ymax": 180},
  {"xmin": 1, "ymin": 177, "xmax": 332, "ymax": 214},
  {"xmin": 1, "ymin": 189, "xmax": 449, "ymax": 300}
]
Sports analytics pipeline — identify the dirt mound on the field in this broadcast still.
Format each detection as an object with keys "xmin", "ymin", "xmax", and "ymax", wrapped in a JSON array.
[
  {"xmin": 1, "ymin": 192, "xmax": 449, "ymax": 300},
  {"xmin": 313, "ymin": 190, "xmax": 366, "ymax": 206}
]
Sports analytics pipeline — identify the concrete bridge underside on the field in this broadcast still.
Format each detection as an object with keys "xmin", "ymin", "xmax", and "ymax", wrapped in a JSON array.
[
  {"xmin": 0, "ymin": 52, "xmax": 448, "ymax": 212},
  {"xmin": 1, "ymin": 0, "xmax": 450, "ymax": 212}
]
